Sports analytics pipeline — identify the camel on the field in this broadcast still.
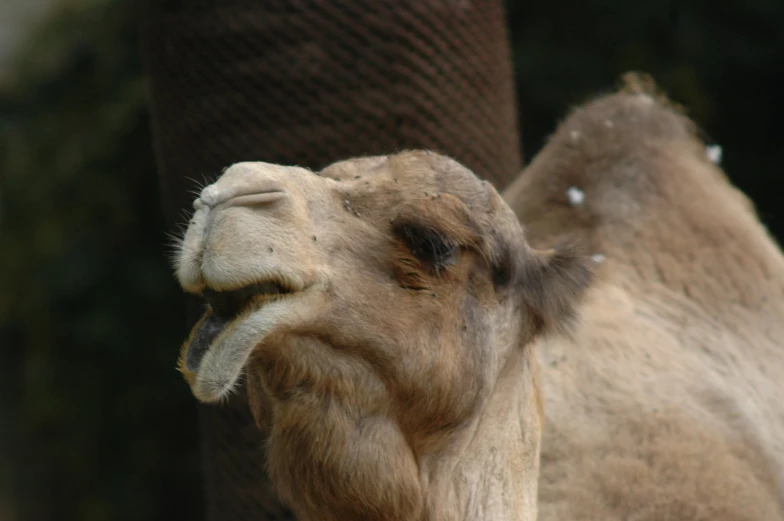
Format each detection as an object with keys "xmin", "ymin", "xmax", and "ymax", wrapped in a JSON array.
[
  {"xmin": 173, "ymin": 150, "xmax": 592, "ymax": 521},
  {"xmin": 504, "ymin": 75, "xmax": 784, "ymax": 520}
]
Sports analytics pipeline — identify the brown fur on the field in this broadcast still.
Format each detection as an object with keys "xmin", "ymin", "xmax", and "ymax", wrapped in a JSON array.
[
  {"xmin": 504, "ymin": 73, "xmax": 784, "ymax": 520},
  {"xmin": 175, "ymin": 151, "xmax": 591, "ymax": 520}
]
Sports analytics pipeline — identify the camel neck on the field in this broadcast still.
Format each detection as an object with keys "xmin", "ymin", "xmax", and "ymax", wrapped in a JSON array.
[{"xmin": 417, "ymin": 348, "xmax": 541, "ymax": 521}]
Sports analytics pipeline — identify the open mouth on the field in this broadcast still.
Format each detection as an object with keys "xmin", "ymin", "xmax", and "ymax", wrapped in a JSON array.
[{"xmin": 184, "ymin": 281, "xmax": 292, "ymax": 372}]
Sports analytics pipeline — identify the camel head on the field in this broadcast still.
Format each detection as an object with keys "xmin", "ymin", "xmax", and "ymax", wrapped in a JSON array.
[{"xmin": 174, "ymin": 150, "xmax": 591, "ymax": 521}]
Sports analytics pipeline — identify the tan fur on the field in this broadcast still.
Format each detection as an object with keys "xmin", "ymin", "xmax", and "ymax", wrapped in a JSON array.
[
  {"xmin": 174, "ymin": 151, "xmax": 591, "ymax": 521},
  {"xmin": 504, "ymin": 73, "xmax": 784, "ymax": 520}
]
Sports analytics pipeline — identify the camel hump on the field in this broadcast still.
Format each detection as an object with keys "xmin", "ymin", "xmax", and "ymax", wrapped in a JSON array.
[
  {"xmin": 506, "ymin": 73, "xmax": 784, "ymax": 315},
  {"xmin": 505, "ymin": 73, "xmax": 760, "ymax": 251}
]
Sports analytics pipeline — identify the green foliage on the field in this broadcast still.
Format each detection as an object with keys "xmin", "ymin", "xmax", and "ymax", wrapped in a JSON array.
[
  {"xmin": 0, "ymin": 0, "xmax": 782, "ymax": 520},
  {"xmin": 0, "ymin": 1, "xmax": 200, "ymax": 521}
]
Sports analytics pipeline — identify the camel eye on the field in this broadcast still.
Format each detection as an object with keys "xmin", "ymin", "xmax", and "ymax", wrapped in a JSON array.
[{"xmin": 394, "ymin": 223, "xmax": 457, "ymax": 274}]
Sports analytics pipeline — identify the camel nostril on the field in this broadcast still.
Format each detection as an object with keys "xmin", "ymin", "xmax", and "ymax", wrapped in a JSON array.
[
  {"xmin": 221, "ymin": 191, "xmax": 287, "ymax": 209},
  {"xmin": 198, "ymin": 182, "xmax": 287, "ymax": 209}
]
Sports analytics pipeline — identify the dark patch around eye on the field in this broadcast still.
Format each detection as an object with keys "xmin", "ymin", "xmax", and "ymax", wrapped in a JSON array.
[
  {"xmin": 492, "ymin": 245, "xmax": 514, "ymax": 288},
  {"xmin": 492, "ymin": 259, "xmax": 513, "ymax": 288},
  {"xmin": 393, "ymin": 223, "xmax": 457, "ymax": 274}
]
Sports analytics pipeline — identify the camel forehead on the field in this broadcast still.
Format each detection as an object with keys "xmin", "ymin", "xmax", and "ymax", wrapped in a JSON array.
[
  {"xmin": 319, "ymin": 151, "xmax": 497, "ymax": 210},
  {"xmin": 321, "ymin": 151, "xmax": 470, "ymax": 186}
]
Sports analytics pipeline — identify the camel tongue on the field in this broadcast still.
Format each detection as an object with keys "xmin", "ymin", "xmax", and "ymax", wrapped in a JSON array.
[{"xmin": 185, "ymin": 314, "xmax": 229, "ymax": 372}]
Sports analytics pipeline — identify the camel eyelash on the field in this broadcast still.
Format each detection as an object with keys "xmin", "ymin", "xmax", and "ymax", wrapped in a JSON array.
[{"xmin": 393, "ymin": 223, "xmax": 458, "ymax": 274}]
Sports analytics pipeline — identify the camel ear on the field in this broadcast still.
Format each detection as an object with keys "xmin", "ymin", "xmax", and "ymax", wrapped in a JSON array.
[{"xmin": 521, "ymin": 242, "xmax": 593, "ymax": 335}]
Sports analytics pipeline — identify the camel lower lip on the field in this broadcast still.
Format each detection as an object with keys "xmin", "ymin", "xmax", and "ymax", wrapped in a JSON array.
[{"xmin": 186, "ymin": 287, "xmax": 292, "ymax": 372}]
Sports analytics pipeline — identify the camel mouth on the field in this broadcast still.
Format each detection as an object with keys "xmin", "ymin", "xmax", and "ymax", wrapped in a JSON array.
[{"xmin": 184, "ymin": 281, "xmax": 293, "ymax": 373}]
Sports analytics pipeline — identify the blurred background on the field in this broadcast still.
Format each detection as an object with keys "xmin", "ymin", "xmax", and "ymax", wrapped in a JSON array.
[{"xmin": 0, "ymin": 0, "xmax": 781, "ymax": 520}]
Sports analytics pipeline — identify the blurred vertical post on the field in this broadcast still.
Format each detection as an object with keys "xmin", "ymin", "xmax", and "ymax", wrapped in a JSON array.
[{"xmin": 141, "ymin": 1, "xmax": 520, "ymax": 519}]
